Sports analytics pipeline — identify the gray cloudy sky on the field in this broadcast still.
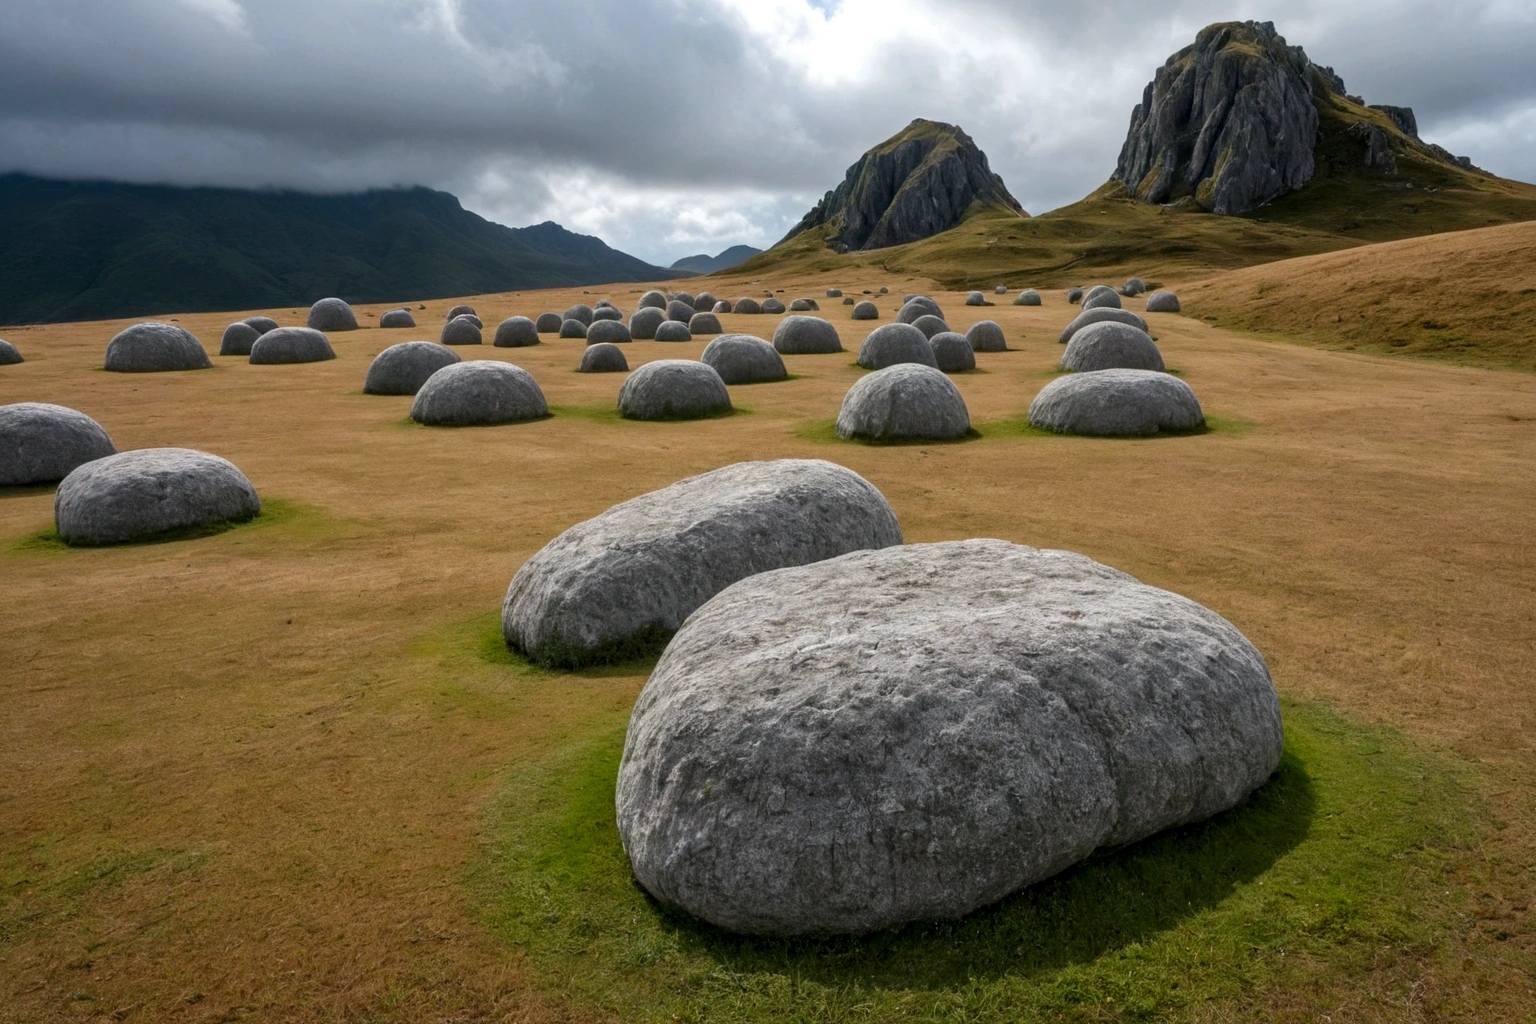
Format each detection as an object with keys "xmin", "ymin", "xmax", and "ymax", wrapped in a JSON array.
[{"xmin": 2, "ymin": 0, "xmax": 1533, "ymax": 266}]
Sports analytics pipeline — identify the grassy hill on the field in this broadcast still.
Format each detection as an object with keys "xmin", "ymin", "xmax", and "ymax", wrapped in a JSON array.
[{"xmin": 0, "ymin": 175, "xmax": 677, "ymax": 325}]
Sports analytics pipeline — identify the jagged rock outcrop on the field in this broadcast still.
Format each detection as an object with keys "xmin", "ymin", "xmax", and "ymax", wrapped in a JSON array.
[{"xmin": 781, "ymin": 119, "xmax": 1024, "ymax": 252}]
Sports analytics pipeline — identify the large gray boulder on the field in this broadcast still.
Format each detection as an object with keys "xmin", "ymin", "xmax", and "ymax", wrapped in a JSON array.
[
  {"xmin": 1029, "ymin": 368, "xmax": 1204, "ymax": 437},
  {"xmin": 363, "ymin": 341, "xmax": 461, "ymax": 396},
  {"xmin": 966, "ymin": 320, "xmax": 1006, "ymax": 352},
  {"xmin": 536, "ymin": 313, "xmax": 564, "ymax": 333},
  {"xmin": 502, "ymin": 459, "xmax": 903, "ymax": 667},
  {"xmin": 761, "ymin": 298, "xmax": 787, "ymax": 314},
  {"xmin": 1058, "ymin": 307, "xmax": 1150, "ymax": 345},
  {"xmin": 54, "ymin": 448, "xmax": 261, "ymax": 546},
  {"xmin": 219, "ymin": 322, "xmax": 261, "ymax": 356},
  {"xmin": 856, "ymin": 322, "xmax": 937, "ymax": 370},
  {"xmin": 772, "ymin": 316, "xmax": 842, "ymax": 354},
  {"xmin": 1013, "ymin": 290, "xmax": 1042, "ymax": 306},
  {"xmin": 911, "ymin": 314, "xmax": 949, "ymax": 340},
  {"xmin": 0, "ymin": 339, "xmax": 21, "ymax": 364},
  {"xmin": 618, "ymin": 360, "xmax": 732, "ymax": 420},
  {"xmin": 591, "ymin": 306, "xmax": 624, "ymax": 322},
  {"xmin": 1081, "ymin": 286, "xmax": 1122, "ymax": 311},
  {"xmin": 380, "ymin": 308, "xmax": 416, "ymax": 328},
  {"xmin": 701, "ymin": 334, "xmax": 786, "ymax": 383},
  {"xmin": 837, "ymin": 363, "xmax": 970, "ymax": 441},
  {"xmin": 578, "ymin": 343, "xmax": 629, "ymax": 373},
  {"xmin": 243, "ymin": 316, "xmax": 280, "ymax": 335},
  {"xmin": 629, "ymin": 307, "xmax": 667, "ymax": 340},
  {"xmin": 1147, "ymin": 291, "xmax": 1182, "ymax": 313},
  {"xmin": 104, "ymin": 323, "xmax": 211, "ymax": 373},
  {"xmin": 563, "ymin": 304, "xmax": 595, "ymax": 326},
  {"xmin": 587, "ymin": 319, "xmax": 633, "ymax": 345},
  {"xmin": 615, "ymin": 539, "xmax": 1283, "ymax": 936},
  {"xmin": 559, "ymin": 319, "xmax": 589, "ymax": 340},
  {"xmin": 494, "ymin": 316, "xmax": 540, "ymax": 347},
  {"xmin": 307, "ymin": 298, "xmax": 358, "ymax": 332},
  {"xmin": 441, "ymin": 317, "xmax": 483, "ymax": 346},
  {"xmin": 1061, "ymin": 322, "xmax": 1165, "ymax": 372},
  {"xmin": 851, "ymin": 301, "xmax": 879, "ymax": 320},
  {"xmin": 666, "ymin": 300, "xmax": 697, "ymax": 324},
  {"xmin": 928, "ymin": 332, "xmax": 977, "ymax": 372},
  {"xmin": 639, "ymin": 290, "xmax": 668, "ymax": 310},
  {"xmin": 733, "ymin": 297, "xmax": 763, "ymax": 315},
  {"xmin": 410, "ymin": 361, "xmax": 548, "ymax": 426},
  {"xmin": 896, "ymin": 297, "xmax": 943, "ymax": 324},
  {"xmin": 249, "ymin": 327, "xmax": 337, "ymax": 364},
  {"xmin": 654, "ymin": 321, "xmax": 693, "ymax": 342},
  {"xmin": 0, "ymin": 403, "xmax": 117, "ymax": 486},
  {"xmin": 688, "ymin": 313, "xmax": 722, "ymax": 335}
]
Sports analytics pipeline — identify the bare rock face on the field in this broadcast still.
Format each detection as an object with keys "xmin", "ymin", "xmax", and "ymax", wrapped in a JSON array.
[
  {"xmin": 219, "ymin": 322, "xmax": 261, "ymax": 356},
  {"xmin": 587, "ymin": 319, "xmax": 633, "ymax": 345},
  {"xmin": 782, "ymin": 119, "xmax": 1025, "ymax": 252},
  {"xmin": 249, "ymin": 327, "xmax": 336, "ymax": 365},
  {"xmin": 578, "ymin": 343, "xmax": 629, "ymax": 373},
  {"xmin": 1030, "ymin": 368, "xmax": 1204, "ymax": 437},
  {"xmin": 618, "ymin": 360, "xmax": 732, "ymax": 420},
  {"xmin": 702, "ymin": 334, "xmax": 787, "ymax": 383},
  {"xmin": 837, "ymin": 363, "xmax": 970, "ymax": 441},
  {"xmin": 495, "ymin": 316, "xmax": 540, "ymax": 347},
  {"xmin": 1061, "ymin": 322, "xmax": 1165, "ymax": 372},
  {"xmin": 772, "ymin": 316, "xmax": 842, "ymax": 355},
  {"xmin": 0, "ymin": 403, "xmax": 117, "ymax": 486},
  {"xmin": 410, "ymin": 361, "xmax": 548, "ymax": 426},
  {"xmin": 55, "ymin": 448, "xmax": 260, "ymax": 546},
  {"xmin": 104, "ymin": 323, "xmax": 211, "ymax": 373},
  {"xmin": 1059, "ymin": 307, "xmax": 1149, "ymax": 345},
  {"xmin": 501, "ymin": 459, "xmax": 902, "ymax": 668},
  {"xmin": 307, "ymin": 298, "xmax": 358, "ymax": 332},
  {"xmin": 615, "ymin": 539, "xmax": 1283, "ymax": 935},
  {"xmin": 364, "ymin": 341, "xmax": 461, "ymax": 395},
  {"xmin": 857, "ymin": 323, "xmax": 937, "ymax": 370}
]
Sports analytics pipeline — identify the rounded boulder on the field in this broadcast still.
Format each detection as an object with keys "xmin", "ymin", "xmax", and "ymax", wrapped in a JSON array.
[
  {"xmin": 772, "ymin": 316, "xmax": 842, "ymax": 355},
  {"xmin": 591, "ymin": 305, "xmax": 624, "ymax": 322},
  {"xmin": 856, "ymin": 322, "xmax": 937, "ymax": 370},
  {"xmin": 896, "ymin": 297, "xmax": 943, "ymax": 324},
  {"xmin": 219, "ymin": 322, "xmax": 261, "ymax": 356},
  {"xmin": 380, "ymin": 308, "xmax": 416, "ymax": 328},
  {"xmin": 559, "ymin": 319, "xmax": 589, "ymax": 340},
  {"xmin": 733, "ymin": 297, "xmax": 762, "ymax": 315},
  {"xmin": 1029, "ymin": 368, "xmax": 1204, "ymax": 437},
  {"xmin": 629, "ymin": 307, "xmax": 666, "ymax": 339},
  {"xmin": 965, "ymin": 291, "xmax": 989, "ymax": 306},
  {"xmin": 563, "ymin": 304, "xmax": 594, "ymax": 327},
  {"xmin": 837, "ymin": 363, "xmax": 969, "ymax": 441},
  {"xmin": 1014, "ymin": 290, "xmax": 1041, "ymax": 306},
  {"xmin": 701, "ymin": 334, "xmax": 786, "ymax": 383},
  {"xmin": 0, "ymin": 403, "xmax": 117, "ymax": 486},
  {"xmin": 307, "ymin": 298, "xmax": 358, "ymax": 332},
  {"xmin": 654, "ymin": 321, "xmax": 693, "ymax": 342},
  {"xmin": 578, "ymin": 343, "xmax": 629, "ymax": 373},
  {"xmin": 967, "ymin": 320, "xmax": 1006, "ymax": 352},
  {"xmin": 851, "ymin": 301, "xmax": 879, "ymax": 320},
  {"xmin": 712, "ymin": 300, "xmax": 733, "ymax": 314},
  {"xmin": 442, "ymin": 317, "xmax": 483, "ymax": 345},
  {"xmin": 1081, "ymin": 286, "xmax": 1122, "ymax": 311},
  {"xmin": 587, "ymin": 319, "xmax": 633, "ymax": 345},
  {"xmin": 0, "ymin": 339, "xmax": 21, "ymax": 364},
  {"xmin": 1059, "ymin": 307, "xmax": 1150, "ymax": 344},
  {"xmin": 638, "ymin": 290, "xmax": 668, "ymax": 310},
  {"xmin": 688, "ymin": 313, "xmax": 723, "ymax": 335},
  {"xmin": 1061, "ymin": 321, "xmax": 1164, "ymax": 372},
  {"xmin": 1067, "ymin": 287, "xmax": 1084, "ymax": 304},
  {"xmin": 54, "ymin": 448, "xmax": 260, "ymax": 546},
  {"xmin": 761, "ymin": 298, "xmax": 786, "ymax": 314},
  {"xmin": 666, "ymin": 300, "xmax": 696, "ymax": 324},
  {"xmin": 929, "ymin": 332, "xmax": 977, "ymax": 372},
  {"xmin": 104, "ymin": 323, "xmax": 211, "ymax": 373},
  {"xmin": 410, "ymin": 361, "xmax": 548, "ymax": 426},
  {"xmin": 249, "ymin": 327, "xmax": 337, "ymax": 364},
  {"xmin": 618, "ymin": 360, "xmax": 732, "ymax": 420},
  {"xmin": 536, "ymin": 312, "xmax": 564, "ymax": 333},
  {"xmin": 243, "ymin": 316, "xmax": 280, "ymax": 335},
  {"xmin": 494, "ymin": 316, "xmax": 540, "ymax": 348},
  {"xmin": 1147, "ymin": 291, "xmax": 1182, "ymax": 313},
  {"xmin": 447, "ymin": 304, "xmax": 477, "ymax": 320},
  {"xmin": 363, "ymin": 341, "xmax": 461, "ymax": 396},
  {"xmin": 826, "ymin": 288, "xmax": 843, "ymax": 298},
  {"xmin": 911, "ymin": 314, "xmax": 949, "ymax": 340}
]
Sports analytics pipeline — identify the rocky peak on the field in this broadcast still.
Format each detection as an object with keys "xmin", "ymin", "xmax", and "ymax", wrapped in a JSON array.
[{"xmin": 781, "ymin": 119, "xmax": 1024, "ymax": 252}]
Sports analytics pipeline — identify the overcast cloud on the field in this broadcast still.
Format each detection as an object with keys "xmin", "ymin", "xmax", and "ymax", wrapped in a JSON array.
[{"xmin": 2, "ymin": 0, "xmax": 1534, "ymax": 265}]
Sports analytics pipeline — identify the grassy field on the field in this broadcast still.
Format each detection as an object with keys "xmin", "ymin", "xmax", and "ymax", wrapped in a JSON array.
[{"xmin": 2, "ymin": 273, "xmax": 1535, "ymax": 1021}]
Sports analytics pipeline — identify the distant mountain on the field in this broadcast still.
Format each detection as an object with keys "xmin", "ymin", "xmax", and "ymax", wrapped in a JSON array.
[
  {"xmin": 669, "ymin": 245, "xmax": 763, "ymax": 274},
  {"xmin": 0, "ymin": 174, "xmax": 678, "ymax": 325}
]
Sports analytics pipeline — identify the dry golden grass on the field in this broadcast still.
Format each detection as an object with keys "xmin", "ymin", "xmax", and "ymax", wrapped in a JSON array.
[{"xmin": 2, "ymin": 278, "xmax": 1535, "ymax": 1020}]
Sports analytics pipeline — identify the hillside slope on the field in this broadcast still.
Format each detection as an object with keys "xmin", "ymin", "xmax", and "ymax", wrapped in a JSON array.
[
  {"xmin": 1180, "ymin": 219, "xmax": 1536, "ymax": 372},
  {"xmin": 0, "ymin": 175, "xmax": 676, "ymax": 325}
]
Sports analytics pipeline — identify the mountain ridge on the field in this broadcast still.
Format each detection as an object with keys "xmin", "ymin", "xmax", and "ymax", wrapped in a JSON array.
[{"xmin": 669, "ymin": 245, "xmax": 763, "ymax": 274}]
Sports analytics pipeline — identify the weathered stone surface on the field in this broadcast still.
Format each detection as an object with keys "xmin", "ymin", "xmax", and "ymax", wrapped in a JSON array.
[
  {"xmin": 0, "ymin": 403, "xmax": 117, "ymax": 486},
  {"xmin": 857, "ymin": 322, "xmax": 937, "ymax": 370},
  {"xmin": 837, "ymin": 363, "xmax": 969, "ymax": 441},
  {"xmin": 1114, "ymin": 21, "xmax": 1330, "ymax": 215},
  {"xmin": 826, "ymin": 288, "xmax": 843, "ymax": 298},
  {"xmin": 563, "ymin": 304, "xmax": 595, "ymax": 326},
  {"xmin": 965, "ymin": 291, "xmax": 990, "ymax": 306},
  {"xmin": 781, "ymin": 119, "xmax": 1025, "ymax": 253},
  {"xmin": 441, "ymin": 317, "xmax": 483, "ymax": 345},
  {"xmin": 1059, "ymin": 307, "xmax": 1150, "ymax": 344},
  {"xmin": 733, "ymin": 298, "xmax": 763, "ymax": 315},
  {"xmin": 0, "ymin": 339, "xmax": 21, "ymax": 364},
  {"xmin": 896, "ymin": 297, "xmax": 944, "ymax": 324},
  {"xmin": 1013, "ymin": 289, "xmax": 1042, "ymax": 306},
  {"xmin": 363, "ymin": 341, "xmax": 461, "ymax": 396},
  {"xmin": 851, "ymin": 301, "xmax": 879, "ymax": 320},
  {"xmin": 380, "ymin": 308, "xmax": 416, "ymax": 328},
  {"xmin": 761, "ymin": 298, "xmax": 787, "ymax": 314},
  {"xmin": 219, "ymin": 322, "xmax": 261, "ymax": 356},
  {"xmin": 1029, "ymin": 368, "xmax": 1204, "ymax": 437},
  {"xmin": 307, "ymin": 298, "xmax": 358, "ymax": 332},
  {"xmin": 911, "ymin": 314, "xmax": 949, "ymax": 340},
  {"xmin": 842, "ymin": 297, "xmax": 856, "ymax": 306},
  {"xmin": 995, "ymin": 285, "xmax": 1008, "ymax": 294},
  {"xmin": 693, "ymin": 293, "xmax": 718, "ymax": 312},
  {"xmin": 687, "ymin": 313, "xmax": 723, "ymax": 335},
  {"xmin": 670, "ymin": 292, "xmax": 696, "ymax": 307},
  {"xmin": 587, "ymin": 319, "xmax": 633, "ymax": 345},
  {"xmin": 410, "ymin": 361, "xmax": 548, "ymax": 426},
  {"xmin": 789, "ymin": 299, "xmax": 816, "ymax": 312},
  {"xmin": 495, "ymin": 316, "xmax": 540, "ymax": 347},
  {"xmin": 616, "ymin": 538, "xmax": 1282, "ymax": 935},
  {"xmin": 1146, "ymin": 291, "xmax": 1182, "ymax": 313},
  {"xmin": 455, "ymin": 313, "xmax": 484, "ymax": 329},
  {"xmin": 536, "ymin": 312, "xmax": 564, "ymax": 333},
  {"xmin": 713, "ymin": 300, "xmax": 733, "ymax": 314},
  {"xmin": 591, "ymin": 306, "xmax": 624, "ymax": 322},
  {"xmin": 928, "ymin": 332, "xmax": 976, "ymax": 372},
  {"xmin": 559, "ymin": 319, "xmax": 589, "ymax": 340},
  {"xmin": 243, "ymin": 316, "xmax": 280, "ymax": 335},
  {"xmin": 578, "ymin": 343, "xmax": 629, "ymax": 373},
  {"xmin": 652, "ymin": 321, "xmax": 690, "ymax": 342},
  {"xmin": 1061, "ymin": 322, "xmax": 1165, "ymax": 372},
  {"xmin": 248, "ymin": 327, "xmax": 336, "ymax": 364},
  {"xmin": 638, "ymin": 290, "xmax": 668, "ymax": 310},
  {"xmin": 55, "ymin": 448, "xmax": 260, "ymax": 546},
  {"xmin": 617, "ymin": 359, "xmax": 732, "ymax": 420},
  {"xmin": 703, "ymin": 334, "xmax": 787, "ymax": 383},
  {"xmin": 447, "ymin": 304, "xmax": 477, "ymax": 320},
  {"xmin": 630, "ymin": 307, "xmax": 667, "ymax": 339},
  {"xmin": 1067, "ymin": 287, "xmax": 1084, "ymax": 304},
  {"xmin": 104, "ymin": 323, "xmax": 211, "ymax": 373},
  {"xmin": 502, "ymin": 458, "xmax": 902, "ymax": 667},
  {"xmin": 666, "ymin": 300, "xmax": 697, "ymax": 324},
  {"xmin": 1082, "ymin": 287, "xmax": 1123, "ymax": 311},
  {"xmin": 966, "ymin": 320, "xmax": 1006, "ymax": 352},
  {"xmin": 1123, "ymin": 278, "xmax": 1147, "ymax": 296},
  {"xmin": 772, "ymin": 316, "xmax": 842, "ymax": 355}
]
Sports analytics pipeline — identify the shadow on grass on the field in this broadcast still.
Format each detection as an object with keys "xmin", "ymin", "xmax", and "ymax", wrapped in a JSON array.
[
  {"xmin": 12, "ymin": 498, "xmax": 317, "ymax": 553},
  {"xmin": 550, "ymin": 404, "xmax": 750, "ymax": 425},
  {"xmin": 417, "ymin": 610, "xmax": 665, "ymax": 681},
  {"xmin": 793, "ymin": 419, "xmax": 982, "ymax": 447},
  {"xmin": 0, "ymin": 482, "xmax": 58, "ymax": 501}
]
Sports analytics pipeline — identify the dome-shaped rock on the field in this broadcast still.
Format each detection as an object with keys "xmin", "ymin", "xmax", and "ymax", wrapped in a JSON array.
[
  {"xmin": 536, "ymin": 312, "xmax": 564, "ymax": 333},
  {"xmin": 410, "ymin": 361, "xmax": 548, "ymax": 426},
  {"xmin": 878, "ymin": 286, "xmax": 890, "ymax": 294},
  {"xmin": 688, "ymin": 313, "xmax": 722, "ymax": 335},
  {"xmin": 1067, "ymin": 287, "xmax": 1084, "ymax": 304},
  {"xmin": 965, "ymin": 291, "xmax": 989, "ymax": 306},
  {"xmin": 243, "ymin": 316, "xmax": 280, "ymax": 335},
  {"xmin": 836, "ymin": 363, "xmax": 969, "ymax": 441},
  {"xmin": 733, "ymin": 297, "xmax": 762, "ymax": 315},
  {"xmin": 616, "ymin": 538, "xmax": 1281, "ymax": 935},
  {"xmin": 441, "ymin": 317, "xmax": 483, "ymax": 345},
  {"xmin": 666, "ymin": 300, "xmax": 696, "ymax": 323},
  {"xmin": 896, "ymin": 297, "xmax": 943, "ymax": 324},
  {"xmin": 563, "ymin": 304, "xmax": 594, "ymax": 327},
  {"xmin": 1146, "ymin": 291, "xmax": 1182, "ymax": 313},
  {"xmin": 447, "ymin": 304, "xmax": 477, "ymax": 320},
  {"xmin": 1060, "ymin": 322, "xmax": 1164, "ymax": 372},
  {"xmin": 693, "ymin": 292, "xmax": 718, "ymax": 312},
  {"xmin": 851, "ymin": 301, "xmax": 879, "ymax": 320},
  {"xmin": 380, "ymin": 308, "xmax": 416, "ymax": 328},
  {"xmin": 856, "ymin": 322, "xmax": 937, "ymax": 370},
  {"xmin": 994, "ymin": 285, "xmax": 1009, "ymax": 294},
  {"xmin": 618, "ymin": 360, "xmax": 732, "ymax": 420},
  {"xmin": 911, "ymin": 314, "xmax": 949, "ymax": 340},
  {"xmin": 453, "ymin": 313, "xmax": 484, "ymax": 330},
  {"xmin": 638, "ymin": 290, "xmax": 668, "ymax": 310},
  {"xmin": 578, "ymin": 343, "xmax": 630, "ymax": 373},
  {"xmin": 587, "ymin": 319, "xmax": 633, "ymax": 345},
  {"xmin": 1058, "ymin": 307, "xmax": 1150, "ymax": 345},
  {"xmin": 670, "ymin": 292, "xmax": 696, "ymax": 308},
  {"xmin": 712, "ymin": 300, "xmax": 733, "ymax": 314},
  {"xmin": 702, "ymin": 334, "xmax": 786, "ymax": 383},
  {"xmin": 559, "ymin": 319, "xmax": 589, "ymax": 339},
  {"xmin": 363, "ymin": 341, "xmax": 461, "ymax": 396},
  {"xmin": 654, "ymin": 321, "xmax": 693, "ymax": 342},
  {"xmin": 761, "ymin": 298, "xmax": 787, "ymax": 314},
  {"xmin": 1123, "ymin": 278, "xmax": 1147, "ymax": 296},
  {"xmin": 503, "ymin": 459, "xmax": 902, "ymax": 667},
  {"xmin": 1014, "ymin": 290, "xmax": 1041, "ymax": 306},
  {"xmin": 789, "ymin": 299, "xmax": 814, "ymax": 312},
  {"xmin": 104, "ymin": 323, "xmax": 211, "ymax": 373},
  {"xmin": 307, "ymin": 298, "xmax": 358, "ymax": 332},
  {"xmin": 966, "ymin": 320, "xmax": 1006, "ymax": 352},
  {"xmin": 1081, "ymin": 286, "xmax": 1122, "ymax": 311},
  {"xmin": 629, "ymin": 307, "xmax": 667, "ymax": 339},
  {"xmin": 929, "ymin": 332, "xmax": 977, "ymax": 372},
  {"xmin": 494, "ymin": 316, "xmax": 540, "ymax": 348},
  {"xmin": 772, "ymin": 316, "xmax": 842, "ymax": 355},
  {"xmin": 842, "ymin": 297, "xmax": 856, "ymax": 306},
  {"xmin": 219, "ymin": 322, "xmax": 261, "ymax": 356},
  {"xmin": 249, "ymin": 327, "xmax": 337, "ymax": 364},
  {"xmin": 1029, "ymin": 368, "xmax": 1203, "ymax": 437},
  {"xmin": 591, "ymin": 305, "xmax": 623, "ymax": 322},
  {"xmin": 0, "ymin": 339, "xmax": 21, "ymax": 364},
  {"xmin": 55, "ymin": 448, "xmax": 260, "ymax": 546},
  {"xmin": 826, "ymin": 288, "xmax": 843, "ymax": 298},
  {"xmin": 0, "ymin": 403, "xmax": 117, "ymax": 486}
]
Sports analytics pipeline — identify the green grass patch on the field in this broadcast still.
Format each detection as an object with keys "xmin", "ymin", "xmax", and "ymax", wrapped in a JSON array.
[
  {"xmin": 11, "ymin": 498, "xmax": 318, "ymax": 553},
  {"xmin": 410, "ymin": 610, "xmax": 665, "ymax": 680},
  {"xmin": 476, "ymin": 699, "xmax": 1479, "ymax": 1022}
]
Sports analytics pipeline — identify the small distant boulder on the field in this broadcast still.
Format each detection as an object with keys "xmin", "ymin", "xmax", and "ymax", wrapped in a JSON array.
[
  {"xmin": 837, "ymin": 363, "xmax": 970, "ymax": 441},
  {"xmin": 929, "ymin": 332, "xmax": 977, "ymax": 372},
  {"xmin": 363, "ymin": 341, "xmax": 461, "ymax": 396},
  {"xmin": 670, "ymin": 292, "xmax": 696, "ymax": 308},
  {"xmin": 694, "ymin": 292, "xmax": 718, "ymax": 312},
  {"xmin": 380, "ymin": 308, "xmax": 416, "ymax": 328},
  {"xmin": 587, "ymin": 320, "xmax": 633, "ymax": 345},
  {"xmin": 966, "ymin": 320, "xmax": 1006, "ymax": 352},
  {"xmin": 307, "ymin": 298, "xmax": 358, "ymax": 332},
  {"xmin": 789, "ymin": 299, "xmax": 816, "ymax": 312},
  {"xmin": 688, "ymin": 313, "xmax": 723, "ymax": 335},
  {"xmin": 453, "ymin": 314, "xmax": 484, "ymax": 330},
  {"xmin": 734, "ymin": 298, "xmax": 762, "ymax": 315},
  {"xmin": 630, "ymin": 307, "xmax": 667, "ymax": 339},
  {"xmin": 494, "ymin": 316, "xmax": 540, "ymax": 348},
  {"xmin": 826, "ymin": 288, "xmax": 843, "ymax": 298},
  {"xmin": 54, "ymin": 448, "xmax": 260, "ymax": 546},
  {"xmin": 712, "ymin": 300, "xmax": 733, "ymax": 314},
  {"xmin": 1029, "ymin": 369, "xmax": 1204, "ymax": 437},
  {"xmin": 994, "ymin": 285, "xmax": 1008, "ymax": 294},
  {"xmin": 591, "ymin": 306, "xmax": 624, "ymax": 322},
  {"xmin": 851, "ymin": 301, "xmax": 879, "ymax": 320},
  {"xmin": 564, "ymin": 304, "xmax": 595, "ymax": 326},
  {"xmin": 536, "ymin": 312, "xmax": 564, "ymax": 333},
  {"xmin": 1067, "ymin": 288, "xmax": 1084, "ymax": 304},
  {"xmin": 104, "ymin": 323, "xmax": 211, "ymax": 373},
  {"xmin": 911, "ymin": 314, "xmax": 949, "ymax": 340},
  {"xmin": 1060, "ymin": 322, "xmax": 1164, "ymax": 372},
  {"xmin": 857, "ymin": 322, "xmax": 937, "ymax": 370},
  {"xmin": 243, "ymin": 316, "xmax": 280, "ymax": 335},
  {"xmin": 842, "ymin": 297, "xmax": 856, "ymax": 306},
  {"xmin": 447, "ymin": 304, "xmax": 477, "ymax": 320},
  {"xmin": 578, "ymin": 343, "xmax": 630, "ymax": 373},
  {"xmin": 1014, "ymin": 290, "xmax": 1041, "ymax": 306},
  {"xmin": 1146, "ymin": 291, "xmax": 1182, "ymax": 313},
  {"xmin": 441, "ymin": 318, "xmax": 483, "ymax": 346},
  {"xmin": 219, "ymin": 322, "xmax": 261, "ymax": 356},
  {"xmin": 618, "ymin": 360, "xmax": 732, "ymax": 420},
  {"xmin": 772, "ymin": 316, "xmax": 842, "ymax": 355},
  {"xmin": 761, "ymin": 298, "xmax": 787, "ymax": 314},
  {"xmin": 877, "ymin": 286, "xmax": 889, "ymax": 294},
  {"xmin": 249, "ymin": 327, "xmax": 337, "ymax": 365},
  {"xmin": 965, "ymin": 291, "xmax": 990, "ymax": 306},
  {"xmin": 0, "ymin": 403, "xmax": 117, "ymax": 486},
  {"xmin": 410, "ymin": 361, "xmax": 549, "ymax": 427},
  {"xmin": 703, "ymin": 334, "xmax": 787, "ymax": 383},
  {"xmin": 1123, "ymin": 278, "xmax": 1147, "ymax": 296},
  {"xmin": 655, "ymin": 321, "xmax": 693, "ymax": 342},
  {"xmin": 638, "ymin": 290, "xmax": 668, "ymax": 310},
  {"xmin": 1081, "ymin": 286, "xmax": 1122, "ymax": 311},
  {"xmin": 559, "ymin": 319, "xmax": 588, "ymax": 339},
  {"xmin": 666, "ymin": 300, "xmax": 696, "ymax": 323},
  {"xmin": 0, "ymin": 339, "xmax": 21, "ymax": 364},
  {"xmin": 896, "ymin": 297, "xmax": 944, "ymax": 324},
  {"xmin": 1059, "ymin": 307, "xmax": 1149, "ymax": 345}
]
